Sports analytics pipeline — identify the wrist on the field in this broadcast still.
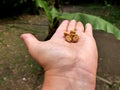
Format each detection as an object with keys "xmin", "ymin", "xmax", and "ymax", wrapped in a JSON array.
[{"xmin": 42, "ymin": 67, "xmax": 96, "ymax": 90}]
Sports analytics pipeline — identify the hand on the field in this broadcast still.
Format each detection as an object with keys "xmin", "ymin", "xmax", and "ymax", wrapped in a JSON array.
[{"xmin": 21, "ymin": 20, "xmax": 98, "ymax": 90}]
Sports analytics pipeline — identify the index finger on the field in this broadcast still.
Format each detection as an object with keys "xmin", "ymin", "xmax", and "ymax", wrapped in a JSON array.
[{"xmin": 52, "ymin": 20, "xmax": 69, "ymax": 39}]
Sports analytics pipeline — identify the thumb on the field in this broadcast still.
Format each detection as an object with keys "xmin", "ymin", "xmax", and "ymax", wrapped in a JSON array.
[{"xmin": 20, "ymin": 33, "xmax": 40, "ymax": 50}]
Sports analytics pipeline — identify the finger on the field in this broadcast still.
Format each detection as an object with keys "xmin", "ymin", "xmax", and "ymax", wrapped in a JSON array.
[
  {"xmin": 21, "ymin": 33, "xmax": 46, "ymax": 66},
  {"xmin": 52, "ymin": 20, "xmax": 69, "ymax": 38},
  {"xmin": 76, "ymin": 21, "xmax": 84, "ymax": 35},
  {"xmin": 20, "ymin": 33, "xmax": 40, "ymax": 50},
  {"xmin": 67, "ymin": 20, "xmax": 77, "ymax": 32},
  {"xmin": 85, "ymin": 23, "xmax": 93, "ymax": 35}
]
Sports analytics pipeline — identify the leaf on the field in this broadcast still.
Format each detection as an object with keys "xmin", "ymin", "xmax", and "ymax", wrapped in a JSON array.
[
  {"xmin": 50, "ymin": 7, "xmax": 60, "ymax": 20},
  {"xmin": 35, "ymin": 0, "xmax": 52, "ymax": 22},
  {"xmin": 60, "ymin": 12, "xmax": 120, "ymax": 40}
]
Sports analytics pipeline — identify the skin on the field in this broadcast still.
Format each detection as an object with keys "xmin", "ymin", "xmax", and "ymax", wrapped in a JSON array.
[{"xmin": 20, "ymin": 20, "xmax": 98, "ymax": 90}]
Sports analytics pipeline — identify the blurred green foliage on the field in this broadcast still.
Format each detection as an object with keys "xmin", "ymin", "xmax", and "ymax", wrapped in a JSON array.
[
  {"xmin": 0, "ymin": 0, "xmax": 39, "ymax": 17},
  {"xmin": 61, "ymin": 0, "xmax": 120, "ymax": 5},
  {"xmin": 0, "ymin": 0, "xmax": 28, "ymax": 6},
  {"xmin": 0, "ymin": 0, "xmax": 119, "ymax": 17},
  {"xmin": 36, "ymin": 0, "xmax": 120, "ymax": 40}
]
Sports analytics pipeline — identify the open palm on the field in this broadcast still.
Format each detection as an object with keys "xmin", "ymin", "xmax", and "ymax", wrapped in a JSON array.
[{"xmin": 21, "ymin": 20, "xmax": 98, "ymax": 90}]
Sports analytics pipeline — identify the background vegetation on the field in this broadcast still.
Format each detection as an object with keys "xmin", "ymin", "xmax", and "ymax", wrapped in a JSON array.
[
  {"xmin": 0, "ymin": 0, "xmax": 120, "ymax": 17},
  {"xmin": 0, "ymin": 0, "xmax": 38, "ymax": 17}
]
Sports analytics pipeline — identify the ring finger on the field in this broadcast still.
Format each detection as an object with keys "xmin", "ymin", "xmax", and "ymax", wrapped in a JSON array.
[
  {"xmin": 67, "ymin": 20, "xmax": 77, "ymax": 32},
  {"xmin": 76, "ymin": 21, "xmax": 84, "ymax": 35}
]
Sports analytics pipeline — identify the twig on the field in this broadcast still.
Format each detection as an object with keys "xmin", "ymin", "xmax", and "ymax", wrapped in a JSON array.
[{"xmin": 97, "ymin": 75, "xmax": 113, "ymax": 86}]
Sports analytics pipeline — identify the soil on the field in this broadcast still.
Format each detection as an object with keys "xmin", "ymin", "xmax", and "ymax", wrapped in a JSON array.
[
  {"xmin": 94, "ymin": 31, "xmax": 120, "ymax": 90},
  {"xmin": 0, "ymin": 5, "xmax": 120, "ymax": 90}
]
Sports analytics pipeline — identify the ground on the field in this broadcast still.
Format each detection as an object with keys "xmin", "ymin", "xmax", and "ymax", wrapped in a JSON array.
[{"xmin": 0, "ymin": 4, "xmax": 120, "ymax": 90}]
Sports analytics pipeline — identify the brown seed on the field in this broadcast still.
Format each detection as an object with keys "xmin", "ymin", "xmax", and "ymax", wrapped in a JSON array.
[
  {"xmin": 70, "ymin": 33, "xmax": 76, "ymax": 38},
  {"xmin": 64, "ymin": 32, "xmax": 69, "ymax": 36},
  {"xmin": 64, "ymin": 30, "xmax": 79, "ymax": 43},
  {"xmin": 72, "ymin": 35, "xmax": 79, "ymax": 42},
  {"xmin": 65, "ymin": 35, "xmax": 72, "ymax": 42},
  {"xmin": 70, "ymin": 30, "xmax": 76, "ymax": 34}
]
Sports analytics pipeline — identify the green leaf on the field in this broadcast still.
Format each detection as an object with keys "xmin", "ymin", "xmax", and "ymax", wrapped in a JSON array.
[
  {"xmin": 35, "ymin": 0, "xmax": 52, "ymax": 22},
  {"xmin": 60, "ymin": 12, "xmax": 120, "ymax": 40},
  {"xmin": 50, "ymin": 7, "xmax": 60, "ymax": 20}
]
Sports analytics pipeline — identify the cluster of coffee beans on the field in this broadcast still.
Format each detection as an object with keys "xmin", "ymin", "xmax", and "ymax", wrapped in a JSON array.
[{"xmin": 64, "ymin": 30, "xmax": 79, "ymax": 43}]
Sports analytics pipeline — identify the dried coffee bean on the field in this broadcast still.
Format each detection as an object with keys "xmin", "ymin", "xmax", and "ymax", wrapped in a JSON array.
[
  {"xmin": 64, "ymin": 32, "xmax": 69, "ymax": 36},
  {"xmin": 65, "ymin": 35, "xmax": 72, "ymax": 42},
  {"xmin": 64, "ymin": 30, "xmax": 79, "ymax": 43},
  {"xmin": 70, "ymin": 30, "xmax": 76, "ymax": 34},
  {"xmin": 72, "ymin": 35, "xmax": 79, "ymax": 42}
]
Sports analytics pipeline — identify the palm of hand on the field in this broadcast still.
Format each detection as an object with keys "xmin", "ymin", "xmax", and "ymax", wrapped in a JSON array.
[
  {"xmin": 21, "ymin": 20, "xmax": 98, "ymax": 78},
  {"xmin": 21, "ymin": 20, "xmax": 98, "ymax": 90}
]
